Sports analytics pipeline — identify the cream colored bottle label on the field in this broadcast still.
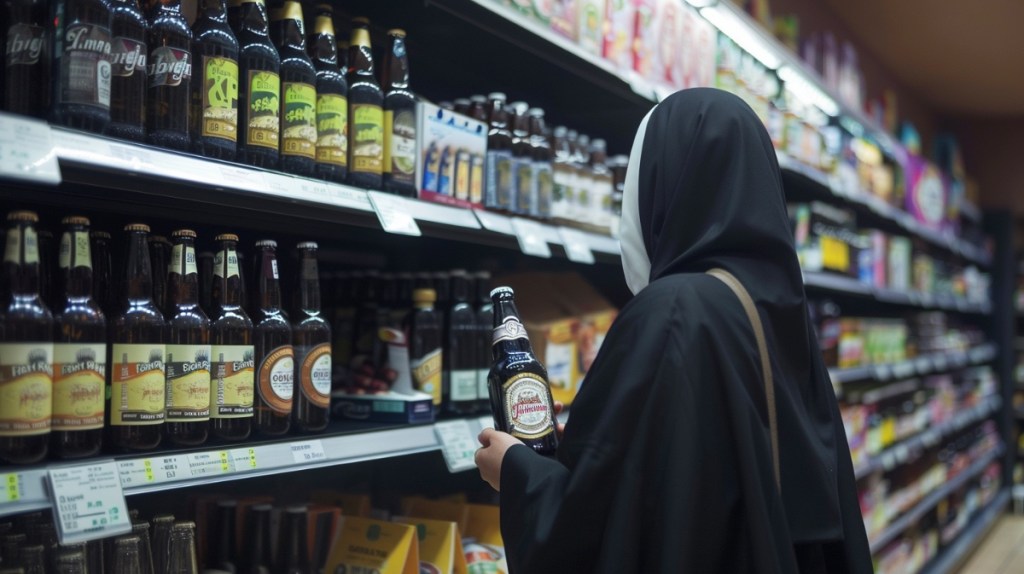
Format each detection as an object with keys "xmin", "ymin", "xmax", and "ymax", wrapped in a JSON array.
[
  {"xmin": 110, "ymin": 343, "xmax": 165, "ymax": 425},
  {"xmin": 296, "ymin": 343, "xmax": 331, "ymax": 408},
  {"xmin": 210, "ymin": 344, "xmax": 254, "ymax": 418},
  {"xmin": 213, "ymin": 248, "xmax": 240, "ymax": 278},
  {"xmin": 4, "ymin": 227, "xmax": 38, "ymax": 264},
  {"xmin": 52, "ymin": 343, "xmax": 105, "ymax": 430},
  {"xmin": 0, "ymin": 343, "xmax": 52, "ymax": 436},
  {"xmin": 169, "ymin": 244, "xmax": 198, "ymax": 275},
  {"xmin": 410, "ymin": 348, "xmax": 442, "ymax": 406},
  {"xmin": 58, "ymin": 231, "xmax": 91, "ymax": 270},
  {"xmin": 165, "ymin": 344, "xmax": 211, "ymax": 421},
  {"xmin": 257, "ymin": 345, "xmax": 294, "ymax": 413}
]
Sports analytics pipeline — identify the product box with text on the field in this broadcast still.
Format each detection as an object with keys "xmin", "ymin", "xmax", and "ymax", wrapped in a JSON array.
[{"xmin": 416, "ymin": 102, "xmax": 489, "ymax": 209}]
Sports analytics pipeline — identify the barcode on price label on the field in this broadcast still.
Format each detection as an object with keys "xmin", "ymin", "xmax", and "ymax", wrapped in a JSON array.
[{"xmin": 290, "ymin": 440, "xmax": 327, "ymax": 464}]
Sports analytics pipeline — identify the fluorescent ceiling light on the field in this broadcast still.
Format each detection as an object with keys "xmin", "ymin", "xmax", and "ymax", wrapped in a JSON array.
[
  {"xmin": 778, "ymin": 65, "xmax": 840, "ymax": 116},
  {"xmin": 700, "ymin": 4, "xmax": 782, "ymax": 69}
]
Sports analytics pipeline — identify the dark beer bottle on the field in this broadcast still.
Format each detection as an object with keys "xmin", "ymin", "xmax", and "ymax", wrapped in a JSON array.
[
  {"xmin": 50, "ymin": 0, "xmax": 113, "ymax": 132},
  {"xmin": 167, "ymin": 522, "xmax": 198, "ymax": 574},
  {"xmin": 487, "ymin": 286, "xmax": 558, "ymax": 455},
  {"xmin": 150, "ymin": 514, "xmax": 174, "ymax": 574},
  {"xmin": 190, "ymin": 0, "xmax": 239, "ymax": 160},
  {"xmin": 346, "ymin": 17, "xmax": 383, "ymax": 189},
  {"xmin": 148, "ymin": 235, "xmax": 170, "ymax": 315},
  {"xmin": 132, "ymin": 516, "xmax": 156, "ymax": 574},
  {"xmin": 90, "ymin": 230, "xmax": 116, "ymax": 317},
  {"xmin": 529, "ymin": 108, "xmax": 553, "ymax": 219},
  {"xmin": 250, "ymin": 240, "xmax": 292, "ymax": 436},
  {"xmin": 509, "ymin": 101, "xmax": 532, "ymax": 216},
  {"xmin": 110, "ymin": 535, "xmax": 142, "ymax": 573},
  {"xmin": 270, "ymin": 0, "xmax": 316, "ymax": 176},
  {"xmin": 350, "ymin": 269, "xmax": 378, "ymax": 370},
  {"xmin": 472, "ymin": 271, "xmax": 492, "ymax": 413},
  {"xmin": 392, "ymin": 272, "xmax": 414, "ymax": 327},
  {"xmin": 52, "ymin": 546, "xmax": 88, "ymax": 573},
  {"xmin": 307, "ymin": 3, "xmax": 347, "ymax": 183},
  {"xmin": 210, "ymin": 234, "xmax": 254, "ymax": 441},
  {"xmin": 146, "ymin": 0, "xmax": 192, "ymax": 151},
  {"xmin": 108, "ymin": 223, "xmax": 165, "ymax": 452},
  {"xmin": 381, "ymin": 29, "xmax": 416, "ymax": 197},
  {"xmin": 241, "ymin": 504, "xmax": 274, "ymax": 574},
  {"xmin": 276, "ymin": 506, "xmax": 310, "ymax": 574},
  {"xmin": 291, "ymin": 242, "xmax": 330, "ymax": 433},
  {"xmin": 3, "ymin": 0, "xmax": 49, "ymax": 118},
  {"xmin": 484, "ymin": 92, "xmax": 514, "ymax": 212},
  {"xmin": 443, "ymin": 270, "xmax": 477, "ymax": 415},
  {"xmin": 0, "ymin": 211, "xmax": 53, "ymax": 464},
  {"xmin": 164, "ymin": 229, "xmax": 210, "ymax": 446},
  {"xmin": 107, "ymin": 0, "xmax": 147, "ymax": 142},
  {"xmin": 376, "ymin": 272, "xmax": 396, "ymax": 329},
  {"xmin": 405, "ymin": 288, "xmax": 441, "ymax": 409},
  {"xmin": 551, "ymin": 126, "xmax": 572, "ymax": 222},
  {"xmin": 590, "ymin": 138, "xmax": 613, "ymax": 230},
  {"xmin": 52, "ymin": 216, "xmax": 106, "ymax": 459},
  {"xmin": 208, "ymin": 500, "xmax": 238, "ymax": 572},
  {"xmin": 233, "ymin": 0, "xmax": 278, "ymax": 169}
]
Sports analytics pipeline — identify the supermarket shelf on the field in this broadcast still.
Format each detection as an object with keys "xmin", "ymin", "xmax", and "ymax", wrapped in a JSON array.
[
  {"xmin": 868, "ymin": 444, "xmax": 1005, "ymax": 554},
  {"xmin": 0, "ymin": 415, "xmax": 497, "ymax": 518},
  {"xmin": 854, "ymin": 395, "xmax": 1002, "ymax": 479},
  {"xmin": 829, "ymin": 343, "xmax": 998, "ymax": 385},
  {"xmin": 803, "ymin": 271, "xmax": 992, "ymax": 314},
  {"xmin": 922, "ymin": 487, "xmax": 1011, "ymax": 574}
]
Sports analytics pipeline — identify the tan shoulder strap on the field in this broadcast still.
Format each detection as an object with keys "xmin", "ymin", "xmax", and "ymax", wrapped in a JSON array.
[{"xmin": 706, "ymin": 268, "xmax": 781, "ymax": 493}]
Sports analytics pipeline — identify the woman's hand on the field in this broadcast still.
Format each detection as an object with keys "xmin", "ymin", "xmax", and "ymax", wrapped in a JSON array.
[{"xmin": 476, "ymin": 428, "xmax": 524, "ymax": 492}]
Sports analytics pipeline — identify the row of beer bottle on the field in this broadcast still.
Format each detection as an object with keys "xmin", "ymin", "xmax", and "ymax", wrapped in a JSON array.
[
  {"xmin": 0, "ymin": 211, "xmax": 332, "ymax": 465},
  {"xmin": 1, "ymin": 0, "xmax": 417, "ymax": 194}
]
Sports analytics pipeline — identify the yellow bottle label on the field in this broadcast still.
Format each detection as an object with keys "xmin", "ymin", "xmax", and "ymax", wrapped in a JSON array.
[
  {"xmin": 165, "ymin": 344, "xmax": 211, "ymax": 421},
  {"xmin": 210, "ymin": 344, "xmax": 254, "ymax": 418},
  {"xmin": 351, "ymin": 103, "xmax": 383, "ymax": 174},
  {"xmin": 316, "ymin": 93, "xmax": 348, "ymax": 166},
  {"xmin": 110, "ymin": 343, "xmax": 165, "ymax": 426},
  {"xmin": 470, "ymin": 156, "xmax": 484, "ymax": 204},
  {"xmin": 0, "ymin": 343, "xmax": 52, "ymax": 436},
  {"xmin": 410, "ymin": 347, "xmax": 442, "ymax": 406},
  {"xmin": 282, "ymin": 81, "xmax": 317, "ymax": 159},
  {"xmin": 52, "ymin": 343, "xmax": 105, "ymax": 431},
  {"xmin": 246, "ymin": 70, "xmax": 280, "ymax": 150},
  {"xmin": 201, "ymin": 56, "xmax": 239, "ymax": 142},
  {"xmin": 58, "ymin": 231, "xmax": 91, "ymax": 270}
]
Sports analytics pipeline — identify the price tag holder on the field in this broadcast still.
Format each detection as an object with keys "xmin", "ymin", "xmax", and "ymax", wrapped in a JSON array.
[
  {"xmin": 0, "ymin": 113, "xmax": 61, "ymax": 184},
  {"xmin": 290, "ymin": 440, "xmax": 327, "ymax": 464},
  {"xmin": 510, "ymin": 217, "xmax": 552, "ymax": 258},
  {"xmin": 0, "ymin": 473, "xmax": 23, "ymax": 504},
  {"xmin": 117, "ymin": 459, "xmax": 155, "ymax": 488},
  {"xmin": 218, "ymin": 165, "xmax": 272, "ymax": 193},
  {"xmin": 230, "ymin": 447, "xmax": 258, "ymax": 472},
  {"xmin": 435, "ymin": 419, "xmax": 480, "ymax": 473},
  {"xmin": 473, "ymin": 209, "xmax": 515, "ymax": 235},
  {"xmin": 557, "ymin": 227, "xmax": 596, "ymax": 264},
  {"xmin": 48, "ymin": 461, "xmax": 132, "ymax": 544},
  {"xmin": 368, "ymin": 191, "xmax": 422, "ymax": 236},
  {"xmin": 187, "ymin": 451, "xmax": 233, "ymax": 477}
]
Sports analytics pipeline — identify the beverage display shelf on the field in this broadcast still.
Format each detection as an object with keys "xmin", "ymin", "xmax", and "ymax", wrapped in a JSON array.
[
  {"xmin": 0, "ymin": 415, "xmax": 496, "ymax": 518},
  {"xmin": 921, "ymin": 487, "xmax": 1011, "ymax": 574},
  {"xmin": 828, "ymin": 343, "xmax": 998, "ymax": 385},
  {"xmin": 853, "ymin": 395, "xmax": 1002, "ymax": 480},
  {"xmin": 803, "ymin": 271, "xmax": 992, "ymax": 314},
  {"xmin": 868, "ymin": 444, "xmax": 1005, "ymax": 554}
]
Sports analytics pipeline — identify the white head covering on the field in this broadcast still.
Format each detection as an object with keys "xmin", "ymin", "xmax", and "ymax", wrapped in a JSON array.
[{"xmin": 619, "ymin": 107, "xmax": 657, "ymax": 295}]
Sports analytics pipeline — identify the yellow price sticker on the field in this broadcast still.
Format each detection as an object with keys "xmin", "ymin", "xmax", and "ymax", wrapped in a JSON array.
[
  {"xmin": 143, "ymin": 459, "xmax": 155, "ymax": 482},
  {"xmin": 4, "ymin": 474, "xmax": 20, "ymax": 502},
  {"xmin": 220, "ymin": 451, "xmax": 230, "ymax": 473},
  {"xmin": 248, "ymin": 448, "xmax": 257, "ymax": 469}
]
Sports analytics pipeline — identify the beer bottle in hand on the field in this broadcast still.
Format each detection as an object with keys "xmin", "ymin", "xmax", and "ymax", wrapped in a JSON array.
[
  {"xmin": 346, "ymin": 17, "xmax": 383, "ymax": 189},
  {"xmin": 271, "ymin": 0, "xmax": 317, "ymax": 176},
  {"xmin": 50, "ymin": 0, "xmax": 113, "ymax": 133},
  {"xmin": 487, "ymin": 286, "xmax": 557, "ymax": 455},
  {"xmin": 250, "ymin": 240, "xmax": 292, "ymax": 435},
  {"xmin": 307, "ymin": 3, "xmax": 347, "ymax": 183},
  {"xmin": 381, "ymin": 29, "xmax": 416, "ymax": 197},
  {"xmin": 233, "ymin": 0, "xmax": 280, "ymax": 169},
  {"xmin": 108, "ymin": 223, "xmax": 165, "ymax": 452},
  {"xmin": 107, "ymin": 0, "xmax": 147, "ymax": 142},
  {"xmin": 52, "ymin": 216, "xmax": 106, "ymax": 459},
  {"xmin": 146, "ymin": 0, "xmax": 192, "ymax": 151},
  {"xmin": 209, "ymin": 234, "xmax": 254, "ymax": 441},
  {"xmin": 291, "ymin": 242, "xmax": 330, "ymax": 433},
  {"xmin": 191, "ymin": 0, "xmax": 239, "ymax": 160},
  {"xmin": 164, "ymin": 229, "xmax": 211, "ymax": 446},
  {"xmin": 0, "ymin": 211, "xmax": 53, "ymax": 464}
]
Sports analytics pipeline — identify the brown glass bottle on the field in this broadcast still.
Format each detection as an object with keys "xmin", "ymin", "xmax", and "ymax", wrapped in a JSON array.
[
  {"xmin": 167, "ymin": 522, "xmax": 198, "ymax": 574},
  {"xmin": 291, "ymin": 242, "xmax": 330, "ymax": 432},
  {"xmin": 146, "ymin": 0, "xmax": 193, "ymax": 151},
  {"xmin": 233, "ymin": 0, "xmax": 279, "ymax": 169},
  {"xmin": 52, "ymin": 546, "xmax": 88, "ymax": 573},
  {"xmin": 487, "ymin": 286, "xmax": 558, "ymax": 455},
  {"xmin": 509, "ymin": 101, "xmax": 532, "ymax": 216},
  {"xmin": 150, "ymin": 514, "xmax": 174, "ymax": 574},
  {"xmin": 52, "ymin": 216, "xmax": 106, "ymax": 459},
  {"xmin": 472, "ymin": 271, "xmax": 492, "ymax": 413},
  {"xmin": 484, "ymin": 92, "xmax": 514, "ymax": 211},
  {"xmin": 308, "ymin": 3, "xmax": 347, "ymax": 183},
  {"xmin": 209, "ymin": 234, "xmax": 254, "ymax": 441},
  {"xmin": 589, "ymin": 138, "xmax": 613, "ymax": 230},
  {"xmin": 208, "ymin": 500, "xmax": 238, "ymax": 572},
  {"xmin": 190, "ymin": 0, "xmax": 239, "ymax": 160},
  {"xmin": 148, "ymin": 235, "xmax": 170, "ymax": 314},
  {"xmin": 0, "ymin": 211, "xmax": 53, "ymax": 464},
  {"xmin": 132, "ymin": 517, "xmax": 155, "ymax": 574},
  {"xmin": 164, "ymin": 229, "xmax": 211, "ymax": 446},
  {"xmin": 443, "ymin": 270, "xmax": 477, "ymax": 415},
  {"xmin": 276, "ymin": 506, "xmax": 311, "ymax": 574},
  {"xmin": 405, "ymin": 288, "xmax": 441, "ymax": 409},
  {"xmin": 241, "ymin": 504, "xmax": 273, "ymax": 574},
  {"xmin": 90, "ymin": 230, "xmax": 117, "ymax": 317},
  {"xmin": 19, "ymin": 544, "xmax": 46, "ymax": 573},
  {"xmin": 107, "ymin": 0, "xmax": 147, "ymax": 141},
  {"xmin": 528, "ymin": 108, "xmax": 553, "ymax": 219},
  {"xmin": 50, "ymin": 0, "xmax": 113, "ymax": 133},
  {"xmin": 3, "ymin": 0, "xmax": 49, "ymax": 118},
  {"xmin": 110, "ymin": 535, "xmax": 142, "ymax": 573},
  {"xmin": 108, "ymin": 223, "xmax": 165, "ymax": 452},
  {"xmin": 550, "ymin": 126, "xmax": 572, "ymax": 222},
  {"xmin": 346, "ymin": 17, "xmax": 383, "ymax": 189},
  {"xmin": 249, "ymin": 240, "xmax": 292, "ymax": 435},
  {"xmin": 271, "ymin": 0, "xmax": 316, "ymax": 176},
  {"xmin": 381, "ymin": 29, "xmax": 416, "ymax": 197}
]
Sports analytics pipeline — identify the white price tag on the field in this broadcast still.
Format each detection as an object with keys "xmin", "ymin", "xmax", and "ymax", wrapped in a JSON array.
[
  {"xmin": 0, "ymin": 113, "xmax": 61, "ymax": 184},
  {"xmin": 218, "ymin": 165, "xmax": 272, "ymax": 193},
  {"xmin": 150, "ymin": 455, "xmax": 187, "ymax": 482},
  {"xmin": 264, "ymin": 173, "xmax": 293, "ymax": 197},
  {"xmin": 187, "ymin": 451, "xmax": 233, "ymax": 477},
  {"xmin": 0, "ymin": 473, "xmax": 23, "ymax": 503},
  {"xmin": 474, "ymin": 209, "xmax": 515, "ymax": 235},
  {"xmin": 410, "ymin": 200, "xmax": 481, "ymax": 229},
  {"xmin": 510, "ymin": 217, "xmax": 552, "ymax": 258},
  {"xmin": 117, "ymin": 459, "xmax": 155, "ymax": 488},
  {"xmin": 290, "ymin": 440, "xmax": 327, "ymax": 464},
  {"xmin": 230, "ymin": 447, "xmax": 258, "ymax": 472},
  {"xmin": 435, "ymin": 419, "xmax": 480, "ymax": 473},
  {"xmin": 49, "ymin": 461, "xmax": 132, "ymax": 544},
  {"xmin": 557, "ymin": 227, "xmax": 596, "ymax": 264},
  {"xmin": 368, "ymin": 191, "xmax": 422, "ymax": 236}
]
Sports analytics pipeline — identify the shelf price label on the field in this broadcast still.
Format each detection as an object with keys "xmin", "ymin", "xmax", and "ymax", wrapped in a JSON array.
[
  {"xmin": 117, "ymin": 459, "xmax": 155, "ymax": 487},
  {"xmin": 290, "ymin": 440, "xmax": 327, "ymax": 464},
  {"xmin": 510, "ymin": 217, "xmax": 552, "ymax": 258},
  {"xmin": 435, "ymin": 419, "xmax": 479, "ymax": 473},
  {"xmin": 187, "ymin": 452, "xmax": 234, "ymax": 478},
  {"xmin": 0, "ymin": 473, "xmax": 22, "ymax": 503},
  {"xmin": 0, "ymin": 113, "xmax": 61, "ymax": 184},
  {"xmin": 230, "ymin": 448, "xmax": 258, "ymax": 471},
  {"xmin": 557, "ymin": 227, "xmax": 596, "ymax": 264},
  {"xmin": 48, "ymin": 461, "xmax": 132, "ymax": 544},
  {"xmin": 368, "ymin": 191, "xmax": 422, "ymax": 236}
]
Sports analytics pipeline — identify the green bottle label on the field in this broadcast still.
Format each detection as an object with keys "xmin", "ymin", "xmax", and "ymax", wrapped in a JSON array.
[
  {"xmin": 282, "ymin": 82, "xmax": 316, "ymax": 159},
  {"xmin": 201, "ymin": 56, "xmax": 239, "ymax": 142},
  {"xmin": 315, "ymin": 93, "xmax": 347, "ymax": 167},
  {"xmin": 246, "ymin": 70, "xmax": 280, "ymax": 150},
  {"xmin": 351, "ymin": 103, "xmax": 383, "ymax": 174}
]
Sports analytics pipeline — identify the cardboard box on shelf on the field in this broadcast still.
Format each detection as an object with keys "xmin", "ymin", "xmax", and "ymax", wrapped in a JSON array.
[{"xmin": 416, "ymin": 102, "xmax": 488, "ymax": 209}]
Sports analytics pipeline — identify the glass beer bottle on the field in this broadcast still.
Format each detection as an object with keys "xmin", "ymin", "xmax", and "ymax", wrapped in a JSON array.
[
  {"xmin": 209, "ymin": 234, "xmax": 254, "ymax": 441},
  {"xmin": 190, "ymin": 0, "xmax": 239, "ymax": 160},
  {"xmin": 148, "ymin": 234, "xmax": 171, "ymax": 314},
  {"xmin": 487, "ymin": 287, "xmax": 558, "ymax": 455},
  {"xmin": 90, "ymin": 230, "xmax": 116, "ymax": 317},
  {"xmin": 50, "ymin": 0, "xmax": 113, "ymax": 133},
  {"xmin": 307, "ymin": 3, "xmax": 347, "ymax": 183},
  {"xmin": 249, "ymin": 240, "xmax": 292, "ymax": 435},
  {"xmin": 291, "ymin": 242, "xmax": 330, "ymax": 433},
  {"xmin": 381, "ymin": 29, "xmax": 416, "ymax": 197},
  {"xmin": 405, "ymin": 288, "xmax": 441, "ymax": 409},
  {"xmin": 484, "ymin": 92, "xmax": 514, "ymax": 211},
  {"xmin": 241, "ymin": 504, "xmax": 274, "ymax": 574},
  {"xmin": 346, "ymin": 17, "xmax": 383, "ymax": 189},
  {"xmin": 276, "ymin": 506, "xmax": 310, "ymax": 574},
  {"xmin": 146, "ymin": 0, "xmax": 193, "ymax": 151},
  {"xmin": 107, "ymin": 0, "xmax": 147, "ymax": 141},
  {"xmin": 3, "ymin": 0, "xmax": 49, "ymax": 118},
  {"xmin": 443, "ymin": 270, "xmax": 477, "ymax": 415},
  {"xmin": 233, "ymin": 0, "xmax": 280, "ymax": 168},
  {"xmin": 271, "ymin": 0, "xmax": 317, "ymax": 176}
]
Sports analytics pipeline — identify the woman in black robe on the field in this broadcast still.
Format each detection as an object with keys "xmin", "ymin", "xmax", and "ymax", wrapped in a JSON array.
[{"xmin": 475, "ymin": 88, "xmax": 873, "ymax": 573}]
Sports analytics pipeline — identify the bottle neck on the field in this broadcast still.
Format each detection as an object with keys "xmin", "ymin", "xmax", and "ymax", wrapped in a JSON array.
[
  {"xmin": 348, "ymin": 28, "xmax": 374, "ymax": 77},
  {"xmin": 450, "ymin": 277, "xmax": 469, "ymax": 304},
  {"xmin": 491, "ymin": 299, "xmax": 533, "ymax": 356},
  {"xmin": 167, "ymin": 239, "xmax": 200, "ymax": 307},
  {"xmin": 296, "ymin": 252, "xmax": 321, "ymax": 313},
  {"xmin": 123, "ymin": 232, "xmax": 154, "ymax": 303},
  {"xmin": 256, "ymin": 249, "xmax": 281, "ymax": 311},
  {"xmin": 272, "ymin": 17, "xmax": 304, "ymax": 49},
  {"xmin": 310, "ymin": 17, "xmax": 337, "ymax": 64},
  {"xmin": 4, "ymin": 222, "xmax": 41, "ymax": 296},
  {"xmin": 212, "ymin": 243, "xmax": 243, "ymax": 308},
  {"xmin": 383, "ymin": 38, "xmax": 409, "ymax": 90},
  {"xmin": 239, "ymin": 0, "xmax": 269, "ymax": 34},
  {"xmin": 60, "ymin": 227, "xmax": 94, "ymax": 299},
  {"xmin": 199, "ymin": 0, "xmax": 228, "ymax": 21}
]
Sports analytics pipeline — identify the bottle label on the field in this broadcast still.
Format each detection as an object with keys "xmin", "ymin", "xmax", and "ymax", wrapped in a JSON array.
[
  {"xmin": 210, "ymin": 345, "xmax": 254, "ymax": 418},
  {"xmin": 315, "ymin": 93, "xmax": 348, "ymax": 167},
  {"xmin": 58, "ymin": 231, "xmax": 91, "ymax": 270},
  {"xmin": 477, "ymin": 367, "xmax": 489, "ymax": 403},
  {"xmin": 147, "ymin": 46, "xmax": 192, "ymax": 88},
  {"xmin": 455, "ymin": 152, "xmax": 471, "ymax": 201},
  {"xmin": 200, "ymin": 56, "xmax": 239, "ymax": 143},
  {"xmin": 52, "ymin": 343, "xmax": 105, "ymax": 431},
  {"xmin": 5, "ymin": 24, "xmax": 46, "ymax": 66},
  {"xmin": 515, "ymin": 158, "xmax": 534, "ymax": 214},
  {"xmin": 470, "ymin": 155, "xmax": 484, "ymax": 204},
  {"xmin": 0, "ymin": 343, "xmax": 52, "ymax": 436},
  {"xmin": 4, "ymin": 227, "xmax": 39, "ymax": 264},
  {"xmin": 492, "ymin": 316, "xmax": 529, "ymax": 345},
  {"xmin": 59, "ymin": 23, "xmax": 112, "ymax": 109},
  {"xmin": 164, "ymin": 344, "xmax": 211, "ymax": 421},
  {"xmin": 384, "ymin": 108, "xmax": 416, "ymax": 185},
  {"xmin": 110, "ymin": 343, "xmax": 165, "ymax": 425},
  {"xmin": 213, "ymin": 248, "xmax": 239, "ymax": 278},
  {"xmin": 282, "ymin": 82, "xmax": 317, "ymax": 159},
  {"xmin": 110, "ymin": 37, "xmax": 146, "ymax": 77},
  {"xmin": 296, "ymin": 343, "xmax": 331, "ymax": 408},
  {"xmin": 533, "ymin": 162, "xmax": 553, "ymax": 218},
  {"xmin": 351, "ymin": 103, "xmax": 384, "ymax": 175},
  {"xmin": 169, "ymin": 244, "xmax": 198, "ymax": 275},
  {"xmin": 485, "ymin": 150, "xmax": 514, "ymax": 210},
  {"xmin": 410, "ymin": 348, "xmax": 442, "ymax": 406},
  {"xmin": 257, "ymin": 345, "xmax": 293, "ymax": 413},
  {"xmin": 502, "ymin": 372, "xmax": 554, "ymax": 440},
  {"xmin": 450, "ymin": 369, "xmax": 477, "ymax": 402},
  {"xmin": 246, "ymin": 70, "xmax": 280, "ymax": 150},
  {"xmin": 552, "ymin": 165, "xmax": 571, "ymax": 219}
]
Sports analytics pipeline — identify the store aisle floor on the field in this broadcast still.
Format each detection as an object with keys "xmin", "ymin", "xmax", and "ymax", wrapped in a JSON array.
[{"xmin": 959, "ymin": 514, "xmax": 1024, "ymax": 573}]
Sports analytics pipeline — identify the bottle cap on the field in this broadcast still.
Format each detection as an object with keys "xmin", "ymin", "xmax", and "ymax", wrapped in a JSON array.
[
  {"xmin": 413, "ymin": 288, "xmax": 437, "ymax": 303},
  {"xmin": 255, "ymin": 239, "xmax": 277, "ymax": 248},
  {"xmin": 387, "ymin": 28, "xmax": 406, "ymax": 37},
  {"xmin": 470, "ymin": 94, "xmax": 487, "ymax": 103},
  {"xmin": 61, "ymin": 215, "xmax": 90, "ymax": 226},
  {"xmin": 125, "ymin": 223, "xmax": 151, "ymax": 232},
  {"xmin": 171, "ymin": 229, "xmax": 197, "ymax": 239},
  {"xmin": 490, "ymin": 286, "xmax": 514, "ymax": 298},
  {"xmin": 214, "ymin": 233, "xmax": 239, "ymax": 242},
  {"xmin": 352, "ymin": 16, "xmax": 370, "ymax": 25},
  {"xmin": 7, "ymin": 210, "xmax": 38, "ymax": 223},
  {"xmin": 487, "ymin": 92, "xmax": 507, "ymax": 101},
  {"xmin": 297, "ymin": 241, "xmax": 318, "ymax": 250},
  {"xmin": 472, "ymin": 270, "xmax": 492, "ymax": 279},
  {"xmin": 528, "ymin": 107, "xmax": 544, "ymax": 117}
]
